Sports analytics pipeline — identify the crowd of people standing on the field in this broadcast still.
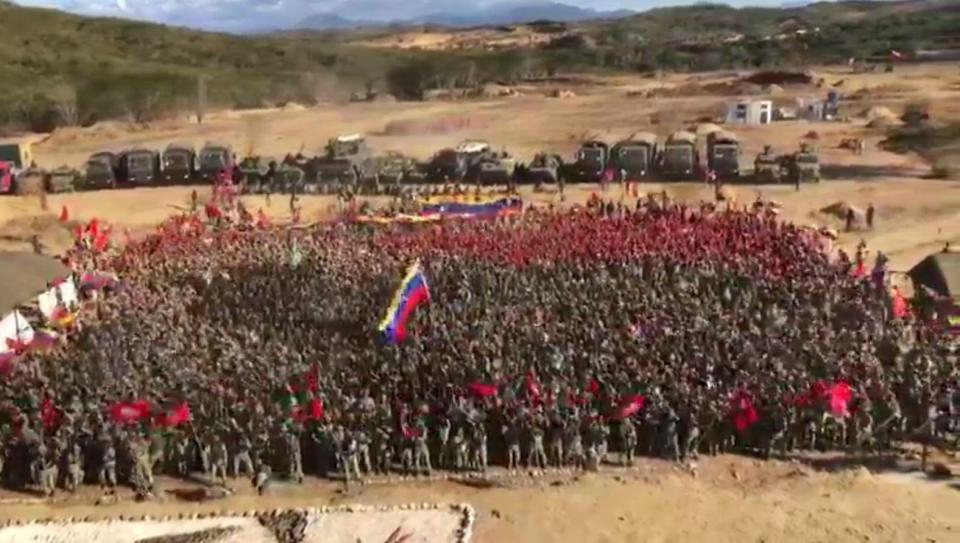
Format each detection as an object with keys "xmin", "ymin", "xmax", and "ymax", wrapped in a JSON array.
[{"xmin": 0, "ymin": 193, "xmax": 956, "ymax": 499}]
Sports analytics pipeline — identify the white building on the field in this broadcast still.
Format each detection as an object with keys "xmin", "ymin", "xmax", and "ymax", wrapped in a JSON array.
[{"xmin": 726, "ymin": 100, "xmax": 774, "ymax": 125}]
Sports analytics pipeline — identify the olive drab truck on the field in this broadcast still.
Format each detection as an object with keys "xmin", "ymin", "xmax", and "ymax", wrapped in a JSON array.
[
  {"xmin": 425, "ymin": 148, "xmax": 467, "ymax": 182},
  {"xmin": 198, "ymin": 143, "xmax": 235, "ymax": 183},
  {"xmin": 46, "ymin": 166, "xmax": 80, "ymax": 193},
  {"xmin": 119, "ymin": 148, "xmax": 160, "ymax": 186},
  {"xmin": 469, "ymin": 150, "xmax": 516, "ymax": 186},
  {"xmin": 610, "ymin": 132, "xmax": 658, "ymax": 180},
  {"xmin": 161, "ymin": 144, "xmax": 196, "ymax": 184},
  {"xmin": 705, "ymin": 130, "xmax": 741, "ymax": 180},
  {"xmin": 782, "ymin": 142, "xmax": 821, "ymax": 184},
  {"xmin": 83, "ymin": 151, "xmax": 120, "ymax": 189},
  {"xmin": 525, "ymin": 152, "xmax": 563, "ymax": 185},
  {"xmin": 572, "ymin": 140, "xmax": 610, "ymax": 182},
  {"xmin": 753, "ymin": 145, "xmax": 782, "ymax": 183},
  {"xmin": 659, "ymin": 130, "xmax": 698, "ymax": 180}
]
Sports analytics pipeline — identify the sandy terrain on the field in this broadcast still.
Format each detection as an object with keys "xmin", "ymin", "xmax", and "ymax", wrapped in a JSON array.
[
  {"xmin": 0, "ymin": 456, "xmax": 957, "ymax": 543},
  {"xmin": 1, "ymin": 63, "xmax": 960, "ymax": 540}
]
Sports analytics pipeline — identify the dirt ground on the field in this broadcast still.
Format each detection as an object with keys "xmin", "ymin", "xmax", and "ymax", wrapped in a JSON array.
[
  {"xmin": 2, "ymin": 63, "xmax": 960, "ymax": 540},
  {"xmin": 0, "ymin": 456, "xmax": 958, "ymax": 543}
]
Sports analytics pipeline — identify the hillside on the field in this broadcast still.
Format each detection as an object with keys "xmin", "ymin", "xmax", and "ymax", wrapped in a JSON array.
[{"xmin": 0, "ymin": 0, "xmax": 958, "ymax": 132}]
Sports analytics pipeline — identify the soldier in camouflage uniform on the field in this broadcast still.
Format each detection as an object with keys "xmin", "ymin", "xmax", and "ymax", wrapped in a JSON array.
[
  {"xmin": 436, "ymin": 416, "xmax": 452, "ymax": 469},
  {"xmin": 527, "ymin": 421, "xmax": 548, "ymax": 469},
  {"xmin": 232, "ymin": 432, "xmax": 255, "ymax": 478},
  {"xmin": 99, "ymin": 441, "xmax": 117, "ymax": 490},
  {"xmin": 620, "ymin": 417, "xmax": 637, "ymax": 466},
  {"xmin": 471, "ymin": 423, "xmax": 488, "ymax": 473},
  {"xmin": 503, "ymin": 421, "xmax": 522, "ymax": 470},
  {"xmin": 284, "ymin": 428, "xmax": 304, "ymax": 484},
  {"xmin": 373, "ymin": 426, "xmax": 393, "ymax": 474},
  {"xmin": 63, "ymin": 442, "xmax": 84, "ymax": 492},
  {"xmin": 452, "ymin": 427, "xmax": 468, "ymax": 471},
  {"xmin": 340, "ymin": 432, "xmax": 361, "ymax": 483},
  {"xmin": 413, "ymin": 422, "xmax": 432, "ymax": 475},
  {"xmin": 548, "ymin": 419, "xmax": 565, "ymax": 468},
  {"xmin": 209, "ymin": 437, "xmax": 229, "ymax": 483}
]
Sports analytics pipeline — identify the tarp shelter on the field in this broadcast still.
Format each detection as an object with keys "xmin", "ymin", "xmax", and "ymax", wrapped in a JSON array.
[
  {"xmin": 908, "ymin": 252, "xmax": 960, "ymax": 300},
  {"xmin": 0, "ymin": 252, "xmax": 71, "ymax": 316}
]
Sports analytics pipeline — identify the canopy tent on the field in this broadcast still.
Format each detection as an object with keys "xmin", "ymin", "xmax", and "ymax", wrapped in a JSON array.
[
  {"xmin": 0, "ymin": 252, "xmax": 71, "ymax": 316},
  {"xmin": 907, "ymin": 252, "xmax": 960, "ymax": 300}
]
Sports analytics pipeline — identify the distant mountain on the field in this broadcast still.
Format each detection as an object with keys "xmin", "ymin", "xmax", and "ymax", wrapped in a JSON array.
[{"xmin": 294, "ymin": 2, "xmax": 634, "ymax": 31}]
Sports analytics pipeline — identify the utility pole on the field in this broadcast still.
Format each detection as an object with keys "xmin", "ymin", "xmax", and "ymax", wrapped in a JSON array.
[{"xmin": 196, "ymin": 75, "xmax": 207, "ymax": 125}]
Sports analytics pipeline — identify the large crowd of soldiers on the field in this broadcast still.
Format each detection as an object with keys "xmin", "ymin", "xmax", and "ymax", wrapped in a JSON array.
[{"xmin": 0, "ymin": 195, "xmax": 956, "ymax": 499}]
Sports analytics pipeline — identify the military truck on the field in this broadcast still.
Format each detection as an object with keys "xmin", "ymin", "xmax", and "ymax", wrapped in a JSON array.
[
  {"xmin": 468, "ymin": 150, "xmax": 516, "ymax": 185},
  {"xmin": 425, "ymin": 148, "xmax": 467, "ymax": 182},
  {"xmin": 455, "ymin": 140, "xmax": 492, "ymax": 166},
  {"xmin": 0, "ymin": 141, "xmax": 34, "ymax": 171},
  {"xmin": 45, "ymin": 166, "xmax": 80, "ymax": 193},
  {"xmin": 572, "ymin": 140, "xmax": 610, "ymax": 182},
  {"xmin": 375, "ymin": 151, "xmax": 421, "ymax": 186},
  {"xmin": 610, "ymin": 132, "xmax": 658, "ymax": 180},
  {"xmin": 705, "ymin": 130, "xmax": 740, "ymax": 180},
  {"xmin": 119, "ymin": 148, "xmax": 160, "ymax": 186},
  {"xmin": 524, "ymin": 152, "xmax": 564, "ymax": 185},
  {"xmin": 753, "ymin": 145, "xmax": 782, "ymax": 183},
  {"xmin": 660, "ymin": 130, "xmax": 698, "ymax": 180},
  {"xmin": 782, "ymin": 143, "xmax": 821, "ymax": 184},
  {"xmin": 276, "ymin": 164, "xmax": 306, "ymax": 194},
  {"xmin": 198, "ymin": 143, "xmax": 235, "ymax": 183},
  {"xmin": 161, "ymin": 144, "xmax": 196, "ymax": 184},
  {"xmin": 84, "ymin": 151, "xmax": 120, "ymax": 189}
]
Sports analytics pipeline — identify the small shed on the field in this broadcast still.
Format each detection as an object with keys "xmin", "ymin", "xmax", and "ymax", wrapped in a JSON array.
[{"xmin": 726, "ymin": 100, "xmax": 773, "ymax": 125}]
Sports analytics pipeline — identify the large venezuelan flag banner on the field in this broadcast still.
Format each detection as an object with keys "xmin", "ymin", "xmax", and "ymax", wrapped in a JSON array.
[{"xmin": 379, "ymin": 260, "xmax": 431, "ymax": 343}]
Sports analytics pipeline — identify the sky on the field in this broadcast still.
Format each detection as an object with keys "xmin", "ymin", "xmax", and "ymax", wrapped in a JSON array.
[{"xmin": 12, "ymin": 0, "xmax": 816, "ymax": 32}]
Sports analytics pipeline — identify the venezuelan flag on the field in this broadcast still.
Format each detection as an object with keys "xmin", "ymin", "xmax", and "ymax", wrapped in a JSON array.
[
  {"xmin": 379, "ymin": 260, "xmax": 431, "ymax": 343},
  {"xmin": 420, "ymin": 196, "xmax": 522, "ymax": 219}
]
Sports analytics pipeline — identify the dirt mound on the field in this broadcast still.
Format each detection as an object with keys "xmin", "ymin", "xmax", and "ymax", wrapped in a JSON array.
[
  {"xmin": 380, "ymin": 116, "xmax": 484, "ymax": 136},
  {"xmin": 550, "ymin": 89, "xmax": 576, "ymax": 98},
  {"xmin": 764, "ymin": 84, "xmax": 784, "ymax": 95},
  {"xmin": 744, "ymin": 71, "xmax": 815, "ymax": 86},
  {"xmin": 820, "ymin": 201, "xmax": 865, "ymax": 223},
  {"xmin": 860, "ymin": 106, "xmax": 903, "ymax": 128},
  {"xmin": 478, "ymin": 83, "xmax": 520, "ymax": 98}
]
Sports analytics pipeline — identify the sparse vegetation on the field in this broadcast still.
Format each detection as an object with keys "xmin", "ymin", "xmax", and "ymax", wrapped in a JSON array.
[{"xmin": 0, "ymin": 0, "xmax": 957, "ymax": 132}]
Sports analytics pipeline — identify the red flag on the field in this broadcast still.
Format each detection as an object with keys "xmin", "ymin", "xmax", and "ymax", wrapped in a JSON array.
[
  {"xmin": 256, "ymin": 209, "xmax": 270, "ymax": 229},
  {"xmin": 159, "ymin": 403, "xmax": 191, "ymax": 427},
  {"xmin": 204, "ymin": 202, "xmax": 222, "ymax": 220},
  {"xmin": 524, "ymin": 371, "xmax": 542, "ymax": 400},
  {"xmin": 468, "ymin": 382, "xmax": 498, "ymax": 398},
  {"xmin": 828, "ymin": 382, "xmax": 853, "ymax": 418},
  {"xmin": 892, "ymin": 288, "xmax": 909, "ymax": 319},
  {"xmin": 852, "ymin": 261, "xmax": 867, "ymax": 279},
  {"xmin": 292, "ymin": 399, "xmax": 324, "ymax": 422},
  {"xmin": 5, "ymin": 336, "xmax": 30, "ymax": 352},
  {"xmin": 41, "ymin": 398, "xmax": 62, "ymax": 430},
  {"xmin": 72, "ymin": 224, "xmax": 84, "ymax": 241},
  {"xmin": 87, "ymin": 218, "xmax": 101, "ymax": 239},
  {"xmin": 58, "ymin": 205, "xmax": 69, "ymax": 223},
  {"xmin": 110, "ymin": 400, "xmax": 151, "ymax": 424},
  {"xmin": 615, "ymin": 394, "xmax": 646, "ymax": 419},
  {"xmin": 730, "ymin": 390, "xmax": 759, "ymax": 433},
  {"xmin": 93, "ymin": 229, "xmax": 110, "ymax": 252}
]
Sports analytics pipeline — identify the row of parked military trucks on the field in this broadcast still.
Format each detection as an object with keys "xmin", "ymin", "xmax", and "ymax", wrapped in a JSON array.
[{"xmin": 1, "ymin": 128, "xmax": 820, "ymax": 195}]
